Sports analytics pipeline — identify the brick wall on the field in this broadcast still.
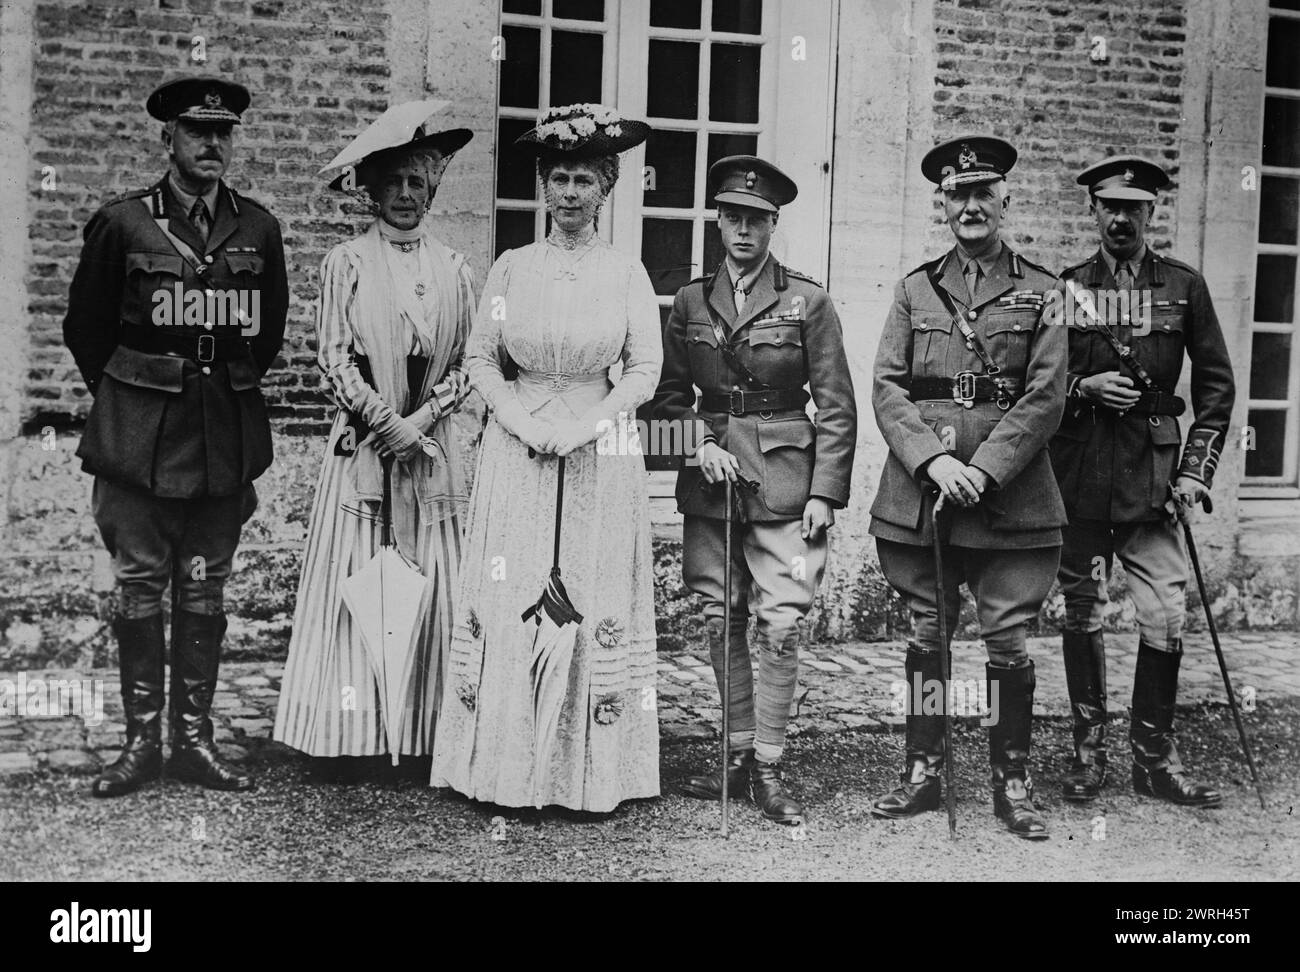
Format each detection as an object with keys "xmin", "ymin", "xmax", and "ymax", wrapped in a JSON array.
[
  {"xmin": 24, "ymin": 0, "xmax": 396, "ymax": 434},
  {"xmin": 928, "ymin": 0, "xmax": 1187, "ymax": 266}
]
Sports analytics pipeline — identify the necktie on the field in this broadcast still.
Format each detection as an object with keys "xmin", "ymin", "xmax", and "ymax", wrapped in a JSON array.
[
  {"xmin": 189, "ymin": 199, "xmax": 210, "ymax": 244},
  {"xmin": 964, "ymin": 260, "xmax": 982, "ymax": 302},
  {"xmin": 733, "ymin": 274, "xmax": 747, "ymax": 315},
  {"xmin": 1115, "ymin": 261, "xmax": 1133, "ymax": 292}
]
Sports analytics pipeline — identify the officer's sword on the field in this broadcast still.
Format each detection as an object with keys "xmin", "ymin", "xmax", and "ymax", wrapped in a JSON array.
[
  {"xmin": 1173, "ymin": 487, "xmax": 1267, "ymax": 810},
  {"xmin": 931, "ymin": 492, "xmax": 958, "ymax": 838}
]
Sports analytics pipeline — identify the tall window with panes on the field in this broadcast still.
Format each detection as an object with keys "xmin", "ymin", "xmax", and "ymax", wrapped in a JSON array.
[{"xmin": 1248, "ymin": 1, "xmax": 1300, "ymax": 495}]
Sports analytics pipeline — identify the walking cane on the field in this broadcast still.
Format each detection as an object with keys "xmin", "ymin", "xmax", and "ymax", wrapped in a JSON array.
[
  {"xmin": 1173, "ymin": 487, "xmax": 1267, "ymax": 810},
  {"xmin": 721, "ymin": 476, "xmax": 734, "ymax": 837},
  {"xmin": 930, "ymin": 491, "xmax": 958, "ymax": 838}
]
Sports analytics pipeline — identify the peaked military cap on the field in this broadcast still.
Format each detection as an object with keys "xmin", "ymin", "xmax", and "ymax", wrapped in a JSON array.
[
  {"xmin": 1076, "ymin": 155, "xmax": 1169, "ymax": 202},
  {"xmin": 708, "ymin": 155, "xmax": 798, "ymax": 213},
  {"xmin": 921, "ymin": 135, "xmax": 1017, "ymax": 191},
  {"xmin": 147, "ymin": 75, "xmax": 250, "ymax": 125}
]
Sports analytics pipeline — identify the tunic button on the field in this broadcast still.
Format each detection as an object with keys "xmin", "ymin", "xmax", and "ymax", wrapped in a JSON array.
[
  {"xmin": 919, "ymin": 322, "xmax": 928, "ymax": 330},
  {"xmin": 1013, "ymin": 324, "xmax": 1021, "ymax": 331},
  {"xmin": 1164, "ymin": 324, "xmax": 1172, "ymax": 331},
  {"xmin": 205, "ymin": 255, "xmax": 214, "ymax": 264},
  {"xmin": 203, "ymin": 322, "xmax": 214, "ymax": 330},
  {"xmin": 201, "ymin": 366, "xmax": 211, "ymax": 375},
  {"xmin": 967, "ymin": 310, "xmax": 977, "ymax": 320}
]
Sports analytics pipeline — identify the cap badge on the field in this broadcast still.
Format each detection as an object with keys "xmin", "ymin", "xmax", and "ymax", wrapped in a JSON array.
[
  {"xmin": 744, "ymin": 170, "xmax": 757, "ymax": 188},
  {"xmin": 958, "ymin": 144, "xmax": 976, "ymax": 170},
  {"xmin": 204, "ymin": 90, "xmax": 223, "ymax": 109},
  {"xmin": 1123, "ymin": 168, "xmax": 1134, "ymax": 183}
]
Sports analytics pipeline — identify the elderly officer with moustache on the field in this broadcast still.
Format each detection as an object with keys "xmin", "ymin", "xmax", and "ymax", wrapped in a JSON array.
[
  {"xmin": 869, "ymin": 136, "xmax": 1066, "ymax": 839},
  {"xmin": 1051, "ymin": 157, "xmax": 1234, "ymax": 807},
  {"xmin": 653, "ymin": 156, "xmax": 857, "ymax": 826},
  {"xmin": 63, "ymin": 75, "xmax": 288, "ymax": 796}
]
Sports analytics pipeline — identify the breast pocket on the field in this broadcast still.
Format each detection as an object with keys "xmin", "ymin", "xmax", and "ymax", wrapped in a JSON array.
[
  {"xmin": 685, "ymin": 320, "xmax": 720, "ymax": 389},
  {"xmin": 1142, "ymin": 302, "xmax": 1188, "ymax": 377},
  {"xmin": 910, "ymin": 313, "xmax": 953, "ymax": 378},
  {"xmin": 984, "ymin": 309, "xmax": 1036, "ymax": 377},
  {"xmin": 225, "ymin": 252, "xmax": 265, "ymax": 277},
  {"xmin": 746, "ymin": 323, "xmax": 803, "ymax": 387}
]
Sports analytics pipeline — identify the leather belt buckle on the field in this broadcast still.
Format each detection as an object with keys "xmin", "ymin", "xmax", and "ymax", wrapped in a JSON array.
[
  {"xmin": 729, "ymin": 388, "xmax": 745, "ymax": 416},
  {"xmin": 197, "ymin": 334, "xmax": 215, "ymax": 363},
  {"xmin": 953, "ymin": 371, "xmax": 977, "ymax": 410},
  {"xmin": 994, "ymin": 380, "xmax": 1012, "ymax": 411}
]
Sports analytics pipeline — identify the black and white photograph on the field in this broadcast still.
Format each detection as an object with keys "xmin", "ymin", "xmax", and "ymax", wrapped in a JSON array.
[{"xmin": 0, "ymin": 0, "xmax": 1294, "ymax": 913}]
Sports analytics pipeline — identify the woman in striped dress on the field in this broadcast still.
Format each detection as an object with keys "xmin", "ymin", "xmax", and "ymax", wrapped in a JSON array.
[{"xmin": 272, "ymin": 113, "xmax": 476, "ymax": 773}]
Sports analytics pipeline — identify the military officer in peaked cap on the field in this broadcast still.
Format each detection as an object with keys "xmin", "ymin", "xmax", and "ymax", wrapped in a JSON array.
[
  {"xmin": 63, "ymin": 74, "xmax": 288, "ymax": 797},
  {"xmin": 1051, "ymin": 156, "xmax": 1234, "ymax": 807},
  {"xmin": 869, "ymin": 136, "xmax": 1066, "ymax": 839},
  {"xmin": 652, "ymin": 156, "xmax": 857, "ymax": 825}
]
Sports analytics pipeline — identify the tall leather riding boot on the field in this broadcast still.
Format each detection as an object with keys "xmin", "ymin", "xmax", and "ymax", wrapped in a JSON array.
[
  {"xmin": 92, "ymin": 614, "xmax": 166, "ymax": 798},
  {"xmin": 166, "ymin": 610, "xmax": 254, "ymax": 791},
  {"xmin": 988, "ymin": 661, "xmax": 1049, "ymax": 840},
  {"xmin": 1061, "ymin": 630, "xmax": 1108, "ymax": 801},
  {"xmin": 680, "ymin": 617, "xmax": 755, "ymax": 800},
  {"xmin": 1130, "ymin": 639, "xmax": 1221, "ymax": 807},
  {"xmin": 871, "ymin": 643, "xmax": 944, "ymax": 819}
]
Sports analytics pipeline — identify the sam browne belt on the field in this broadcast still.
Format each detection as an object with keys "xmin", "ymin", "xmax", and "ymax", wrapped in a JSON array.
[
  {"xmin": 910, "ymin": 372, "xmax": 1024, "ymax": 409},
  {"xmin": 701, "ymin": 387, "xmax": 811, "ymax": 415}
]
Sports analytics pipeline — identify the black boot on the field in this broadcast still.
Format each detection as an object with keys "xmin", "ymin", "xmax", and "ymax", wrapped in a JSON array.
[
  {"xmin": 749, "ymin": 760, "xmax": 804, "ymax": 825},
  {"xmin": 872, "ymin": 643, "xmax": 944, "ymax": 819},
  {"xmin": 1131, "ymin": 639, "xmax": 1221, "ymax": 807},
  {"xmin": 1061, "ymin": 630, "xmax": 1108, "ymax": 801},
  {"xmin": 988, "ymin": 661, "xmax": 1049, "ymax": 840},
  {"xmin": 680, "ymin": 748, "xmax": 755, "ymax": 800},
  {"xmin": 92, "ymin": 615, "xmax": 166, "ymax": 798},
  {"xmin": 166, "ymin": 611, "xmax": 254, "ymax": 791}
]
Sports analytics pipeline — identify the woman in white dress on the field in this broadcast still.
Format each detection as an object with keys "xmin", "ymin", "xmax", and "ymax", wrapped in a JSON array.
[
  {"xmin": 431, "ymin": 104, "xmax": 663, "ymax": 812},
  {"xmin": 273, "ymin": 112, "xmax": 476, "ymax": 775}
]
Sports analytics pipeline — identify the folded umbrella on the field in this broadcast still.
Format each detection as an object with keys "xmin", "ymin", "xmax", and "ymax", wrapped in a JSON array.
[
  {"xmin": 521, "ymin": 456, "xmax": 582, "ymax": 805},
  {"xmin": 341, "ymin": 456, "xmax": 434, "ymax": 764}
]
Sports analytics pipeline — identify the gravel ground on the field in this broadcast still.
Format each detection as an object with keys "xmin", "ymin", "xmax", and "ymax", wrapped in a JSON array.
[{"xmin": 1, "ymin": 700, "xmax": 1296, "ymax": 882}]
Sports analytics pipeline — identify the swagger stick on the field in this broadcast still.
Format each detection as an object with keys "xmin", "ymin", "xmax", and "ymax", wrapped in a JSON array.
[
  {"xmin": 931, "ymin": 492, "xmax": 957, "ymax": 838},
  {"xmin": 1176, "ymin": 490, "xmax": 1266, "ymax": 810},
  {"xmin": 721, "ymin": 476, "xmax": 733, "ymax": 837}
]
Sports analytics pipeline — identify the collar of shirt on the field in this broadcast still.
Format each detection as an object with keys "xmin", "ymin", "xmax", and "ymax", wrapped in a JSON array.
[
  {"xmin": 726, "ymin": 252, "xmax": 769, "ymax": 295},
  {"xmin": 955, "ymin": 240, "xmax": 1003, "ymax": 280},
  {"xmin": 1100, "ymin": 243, "xmax": 1147, "ymax": 279},
  {"xmin": 167, "ymin": 174, "xmax": 220, "ymax": 221}
]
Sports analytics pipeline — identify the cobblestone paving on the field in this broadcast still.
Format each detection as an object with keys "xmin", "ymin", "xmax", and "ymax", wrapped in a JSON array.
[{"xmin": 1, "ymin": 632, "xmax": 1296, "ymax": 776}]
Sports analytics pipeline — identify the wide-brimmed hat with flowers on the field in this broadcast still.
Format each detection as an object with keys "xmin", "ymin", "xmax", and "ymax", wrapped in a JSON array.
[{"xmin": 514, "ymin": 103, "xmax": 650, "ymax": 159}]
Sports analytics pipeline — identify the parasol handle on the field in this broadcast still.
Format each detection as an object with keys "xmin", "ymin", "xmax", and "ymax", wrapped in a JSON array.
[
  {"xmin": 381, "ymin": 454, "xmax": 394, "ymax": 548},
  {"xmin": 552, "ymin": 456, "xmax": 565, "ymax": 569}
]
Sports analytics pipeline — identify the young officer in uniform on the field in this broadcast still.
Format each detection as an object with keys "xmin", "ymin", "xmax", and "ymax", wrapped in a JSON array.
[
  {"xmin": 63, "ymin": 75, "xmax": 288, "ymax": 796},
  {"xmin": 869, "ymin": 136, "xmax": 1066, "ymax": 839},
  {"xmin": 1051, "ymin": 157, "xmax": 1234, "ymax": 807},
  {"xmin": 653, "ymin": 156, "xmax": 857, "ymax": 825}
]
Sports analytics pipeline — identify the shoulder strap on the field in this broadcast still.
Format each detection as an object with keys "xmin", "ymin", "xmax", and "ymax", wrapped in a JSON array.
[
  {"xmin": 925, "ymin": 260, "xmax": 1001, "ymax": 376},
  {"xmin": 138, "ymin": 196, "xmax": 209, "ymax": 277},
  {"xmin": 1062, "ymin": 280, "xmax": 1158, "ymax": 391}
]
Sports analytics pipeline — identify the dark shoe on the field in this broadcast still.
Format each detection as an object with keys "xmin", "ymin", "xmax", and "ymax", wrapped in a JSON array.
[
  {"xmin": 988, "ymin": 661, "xmax": 1049, "ymax": 840},
  {"xmin": 871, "ymin": 643, "xmax": 945, "ymax": 820},
  {"xmin": 1061, "ymin": 630, "xmax": 1108, "ymax": 801},
  {"xmin": 679, "ymin": 748, "xmax": 755, "ymax": 800},
  {"xmin": 992, "ymin": 767, "xmax": 1049, "ymax": 840},
  {"xmin": 93, "ymin": 615, "xmax": 166, "ymax": 798},
  {"xmin": 749, "ymin": 760, "xmax": 804, "ymax": 825},
  {"xmin": 871, "ymin": 758, "xmax": 942, "ymax": 819},
  {"xmin": 167, "ymin": 610, "xmax": 254, "ymax": 792},
  {"xmin": 1130, "ymin": 640, "xmax": 1222, "ymax": 808}
]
